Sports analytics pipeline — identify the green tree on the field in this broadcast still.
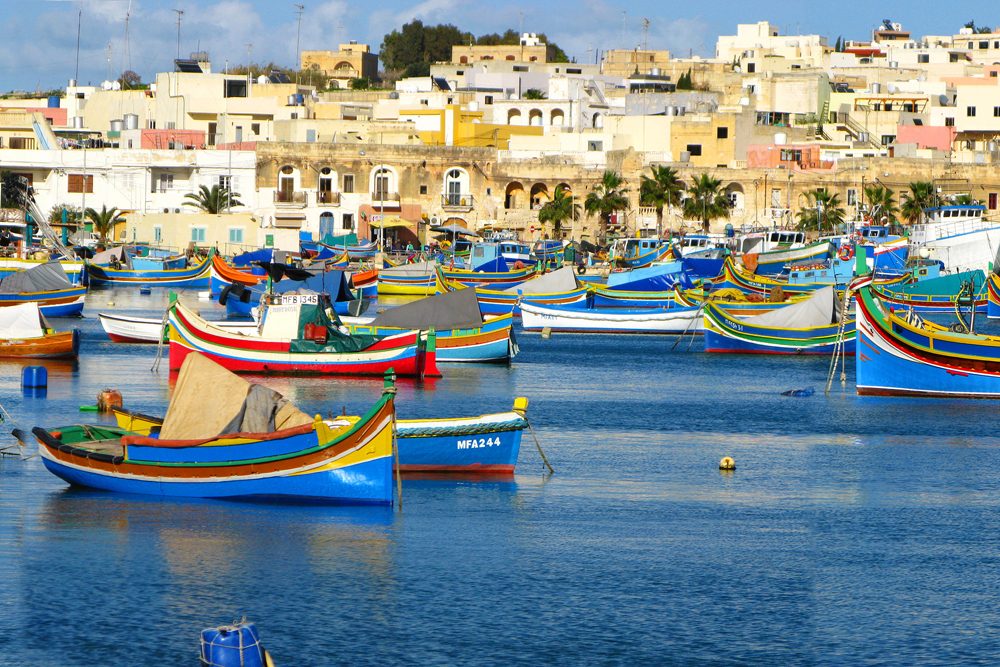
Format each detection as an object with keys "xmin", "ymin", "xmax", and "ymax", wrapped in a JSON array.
[
  {"xmin": 183, "ymin": 185, "xmax": 243, "ymax": 214},
  {"xmin": 676, "ymin": 69, "xmax": 693, "ymax": 90},
  {"xmin": 537, "ymin": 187, "xmax": 580, "ymax": 237},
  {"xmin": 952, "ymin": 194, "xmax": 975, "ymax": 205},
  {"xmin": 862, "ymin": 184, "xmax": 898, "ymax": 223},
  {"xmin": 48, "ymin": 204, "xmax": 82, "ymax": 227},
  {"xmin": 682, "ymin": 174, "xmax": 732, "ymax": 232},
  {"xmin": 639, "ymin": 165, "xmax": 684, "ymax": 237},
  {"xmin": 796, "ymin": 189, "xmax": 846, "ymax": 231},
  {"xmin": 523, "ymin": 88, "xmax": 546, "ymax": 100},
  {"xmin": 0, "ymin": 170, "xmax": 32, "ymax": 209},
  {"xmin": 84, "ymin": 205, "xmax": 124, "ymax": 242},
  {"xmin": 380, "ymin": 20, "xmax": 472, "ymax": 74},
  {"xmin": 584, "ymin": 170, "xmax": 629, "ymax": 240},
  {"xmin": 349, "ymin": 77, "xmax": 370, "ymax": 90},
  {"xmin": 900, "ymin": 181, "xmax": 936, "ymax": 224}
]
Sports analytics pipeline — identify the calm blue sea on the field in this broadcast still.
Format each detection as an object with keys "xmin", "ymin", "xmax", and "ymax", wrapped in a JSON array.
[{"xmin": 2, "ymin": 287, "xmax": 1000, "ymax": 665}]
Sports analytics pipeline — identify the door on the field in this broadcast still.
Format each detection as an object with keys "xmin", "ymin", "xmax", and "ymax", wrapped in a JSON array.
[
  {"xmin": 447, "ymin": 179, "xmax": 462, "ymax": 206},
  {"xmin": 319, "ymin": 212, "xmax": 335, "ymax": 239}
]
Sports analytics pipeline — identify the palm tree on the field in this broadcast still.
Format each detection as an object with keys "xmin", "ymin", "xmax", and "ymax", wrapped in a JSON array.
[
  {"xmin": 523, "ymin": 88, "xmax": 546, "ymax": 100},
  {"xmin": 639, "ymin": 165, "xmax": 684, "ymax": 238},
  {"xmin": 862, "ymin": 184, "xmax": 898, "ymax": 224},
  {"xmin": 184, "ymin": 184, "xmax": 243, "ymax": 214},
  {"xmin": 584, "ymin": 170, "xmax": 629, "ymax": 240},
  {"xmin": 900, "ymin": 181, "xmax": 936, "ymax": 224},
  {"xmin": 84, "ymin": 205, "xmax": 125, "ymax": 242},
  {"xmin": 681, "ymin": 174, "xmax": 732, "ymax": 232},
  {"xmin": 537, "ymin": 188, "xmax": 580, "ymax": 238},
  {"xmin": 796, "ymin": 189, "xmax": 846, "ymax": 231},
  {"xmin": 952, "ymin": 194, "xmax": 975, "ymax": 205}
]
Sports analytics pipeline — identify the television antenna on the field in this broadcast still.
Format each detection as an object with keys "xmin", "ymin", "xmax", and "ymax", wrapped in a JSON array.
[{"xmin": 641, "ymin": 18, "xmax": 650, "ymax": 51}]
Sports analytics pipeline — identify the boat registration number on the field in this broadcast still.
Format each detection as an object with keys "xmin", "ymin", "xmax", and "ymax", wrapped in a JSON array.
[
  {"xmin": 281, "ymin": 294, "xmax": 319, "ymax": 305},
  {"xmin": 457, "ymin": 437, "xmax": 502, "ymax": 450}
]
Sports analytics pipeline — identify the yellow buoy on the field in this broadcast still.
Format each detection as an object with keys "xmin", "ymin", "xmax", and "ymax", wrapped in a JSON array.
[{"xmin": 719, "ymin": 456, "xmax": 736, "ymax": 471}]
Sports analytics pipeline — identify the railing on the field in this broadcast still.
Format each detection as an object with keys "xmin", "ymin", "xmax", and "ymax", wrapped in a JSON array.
[
  {"xmin": 274, "ymin": 190, "xmax": 307, "ymax": 204},
  {"xmin": 317, "ymin": 191, "xmax": 341, "ymax": 205},
  {"xmin": 371, "ymin": 190, "xmax": 400, "ymax": 202},
  {"xmin": 441, "ymin": 194, "xmax": 474, "ymax": 209}
]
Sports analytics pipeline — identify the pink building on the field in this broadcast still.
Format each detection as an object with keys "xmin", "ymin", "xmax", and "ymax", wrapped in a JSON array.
[
  {"xmin": 746, "ymin": 143, "xmax": 833, "ymax": 170},
  {"xmin": 895, "ymin": 125, "xmax": 956, "ymax": 151},
  {"xmin": 140, "ymin": 129, "xmax": 206, "ymax": 150}
]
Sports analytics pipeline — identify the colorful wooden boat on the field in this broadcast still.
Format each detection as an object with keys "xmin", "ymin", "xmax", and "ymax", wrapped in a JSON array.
[
  {"xmin": 168, "ymin": 298, "xmax": 439, "ymax": 378},
  {"xmin": 0, "ymin": 261, "xmax": 86, "ymax": 317},
  {"xmin": 0, "ymin": 302, "xmax": 80, "ymax": 358},
  {"xmin": 99, "ymin": 312, "xmax": 256, "ymax": 343},
  {"xmin": 520, "ymin": 300, "xmax": 703, "ymax": 334},
  {"xmin": 440, "ymin": 264, "xmax": 537, "ymax": 290},
  {"xmin": 378, "ymin": 261, "xmax": 438, "ymax": 296},
  {"xmin": 437, "ymin": 267, "xmax": 588, "ymax": 316},
  {"xmin": 704, "ymin": 286, "xmax": 855, "ymax": 355},
  {"xmin": 113, "ymin": 396, "xmax": 529, "ymax": 475},
  {"xmin": 87, "ymin": 250, "xmax": 213, "ymax": 287},
  {"xmin": 871, "ymin": 270, "xmax": 987, "ymax": 314},
  {"xmin": 22, "ymin": 352, "xmax": 396, "ymax": 503},
  {"xmin": 0, "ymin": 257, "xmax": 86, "ymax": 284},
  {"xmin": 350, "ymin": 267, "xmax": 378, "ymax": 299},
  {"xmin": 988, "ymin": 273, "xmax": 1000, "ymax": 319},
  {"xmin": 716, "ymin": 256, "xmax": 838, "ymax": 296},
  {"xmin": 611, "ymin": 241, "xmax": 673, "ymax": 269},
  {"xmin": 744, "ymin": 239, "xmax": 832, "ymax": 275}
]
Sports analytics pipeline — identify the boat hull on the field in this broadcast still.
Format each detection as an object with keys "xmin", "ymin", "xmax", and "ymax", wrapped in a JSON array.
[
  {"xmin": 520, "ymin": 302, "xmax": 703, "ymax": 334},
  {"xmin": 87, "ymin": 252, "xmax": 212, "ymax": 287},
  {"xmin": 0, "ymin": 288, "xmax": 86, "ymax": 317},
  {"xmin": 0, "ymin": 329, "xmax": 79, "ymax": 358}
]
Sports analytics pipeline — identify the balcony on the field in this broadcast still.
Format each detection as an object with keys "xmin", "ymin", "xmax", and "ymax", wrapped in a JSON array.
[
  {"xmin": 317, "ymin": 190, "xmax": 341, "ymax": 206},
  {"xmin": 274, "ymin": 190, "xmax": 307, "ymax": 208},
  {"xmin": 441, "ymin": 193, "xmax": 475, "ymax": 211},
  {"xmin": 370, "ymin": 190, "xmax": 400, "ymax": 203}
]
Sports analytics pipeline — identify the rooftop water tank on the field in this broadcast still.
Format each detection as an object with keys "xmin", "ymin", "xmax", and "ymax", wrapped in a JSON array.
[
  {"xmin": 123, "ymin": 113, "xmax": 139, "ymax": 130},
  {"xmin": 71, "ymin": 116, "xmax": 84, "ymax": 129},
  {"xmin": 110, "ymin": 119, "xmax": 124, "ymax": 132},
  {"xmin": 871, "ymin": 82, "xmax": 882, "ymax": 93},
  {"xmin": 47, "ymin": 96, "xmax": 60, "ymax": 109}
]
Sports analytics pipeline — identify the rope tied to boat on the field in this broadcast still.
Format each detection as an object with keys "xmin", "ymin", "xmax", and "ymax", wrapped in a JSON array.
[
  {"xmin": 150, "ymin": 306, "xmax": 170, "ymax": 373},
  {"xmin": 825, "ymin": 286, "xmax": 853, "ymax": 394}
]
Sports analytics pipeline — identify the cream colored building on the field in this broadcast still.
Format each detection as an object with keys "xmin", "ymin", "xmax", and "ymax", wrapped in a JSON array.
[
  {"xmin": 301, "ymin": 43, "xmax": 379, "ymax": 85},
  {"xmin": 716, "ymin": 22, "xmax": 829, "ymax": 68},
  {"xmin": 602, "ymin": 49, "xmax": 672, "ymax": 77},
  {"xmin": 125, "ymin": 211, "xmax": 273, "ymax": 254},
  {"xmin": 451, "ymin": 33, "xmax": 555, "ymax": 65}
]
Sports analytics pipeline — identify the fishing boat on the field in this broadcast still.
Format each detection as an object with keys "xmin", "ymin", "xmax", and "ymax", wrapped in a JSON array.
[
  {"xmin": 0, "ymin": 302, "xmax": 80, "ymax": 358},
  {"xmin": 113, "ymin": 396, "xmax": 528, "ymax": 475},
  {"xmin": 870, "ymin": 269, "xmax": 986, "ymax": 314},
  {"xmin": 0, "ymin": 261, "xmax": 86, "ymax": 317},
  {"xmin": 437, "ymin": 267, "xmax": 587, "ymax": 316},
  {"xmin": 716, "ymin": 256, "xmax": 847, "ymax": 296},
  {"xmin": 855, "ymin": 264, "xmax": 1000, "ymax": 398},
  {"xmin": 21, "ymin": 352, "xmax": 397, "ymax": 503},
  {"xmin": 0, "ymin": 256, "xmax": 86, "ymax": 285},
  {"xmin": 605, "ymin": 261, "xmax": 690, "ymax": 292},
  {"xmin": 988, "ymin": 273, "xmax": 1000, "ymax": 319},
  {"xmin": 609, "ymin": 238, "xmax": 673, "ymax": 269},
  {"xmin": 703, "ymin": 286, "xmax": 854, "ymax": 355},
  {"xmin": 908, "ymin": 204, "xmax": 1000, "ymax": 273},
  {"xmin": 440, "ymin": 263, "xmax": 537, "ymax": 290},
  {"xmin": 168, "ymin": 297, "xmax": 439, "ymax": 378},
  {"xmin": 743, "ymin": 239, "xmax": 831, "ymax": 276},
  {"xmin": 377, "ymin": 261, "xmax": 438, "ymax": 296},
  {"xmin": 345, "ymin": 286, "xmax": 515, "ymax": 363},
  {"xmin": 99, "ymin": 311, "xmax": 255, "ymax": 343},
  {"xmin": 520, "ymin": 300, "xmax": 703, "ymax": 334},
  {"xmin": 87, "ymin": 249, "xmax": 213, "ymax": 288}
]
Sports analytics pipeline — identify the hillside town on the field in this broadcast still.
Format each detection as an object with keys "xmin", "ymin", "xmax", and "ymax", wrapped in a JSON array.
[{"xmin": 2, "ymin": 19, "xmax": 1000, "ymax": 253}]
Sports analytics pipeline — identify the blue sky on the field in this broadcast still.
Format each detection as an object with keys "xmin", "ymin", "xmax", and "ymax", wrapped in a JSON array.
[{"xmin": 0, "ymin": 0, "xmax": 994, "ymax": 91}]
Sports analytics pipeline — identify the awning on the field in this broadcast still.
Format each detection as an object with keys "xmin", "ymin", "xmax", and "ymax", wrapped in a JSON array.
[
  {"xmin": 369, "ymin": 216, "xmax": 414, "ymax": 229},
  {"xmin": 274, "ymin": 213, "xmax": 306, "ymax": 229}
]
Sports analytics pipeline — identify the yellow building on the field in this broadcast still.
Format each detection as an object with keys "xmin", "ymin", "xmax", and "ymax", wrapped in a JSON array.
[
  {"xmin": 301, "ymin": 43, "xmax": 379, "ymax": 85},
  {"xmin": 399, "ymin": 105, "xmax": 542, "ymax": 149},
  {"xmin": 450, "ymin": 34, "xmax": 554, "ymax": 65}
]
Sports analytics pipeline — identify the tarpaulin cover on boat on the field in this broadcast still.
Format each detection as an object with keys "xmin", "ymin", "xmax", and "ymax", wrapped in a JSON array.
[
  {"xmin": 158, "ymin": 352, "xmax": 311, "ymax": 440},
  {"xmin": 259, "ymin": 302, "xmax": 378, "ymax": 353},
  {"xmin": 89, "ymin": 246, "xmax": 129, "ymax": 267},
  {"xmin": 741, "ymin": 286, "xmax": 837, "ymax": 328},
  {"xmin": 380, "ymin": 261, "xmax": 437, "ymax": 278},
  {"xmin": 503, "ymin": 266, "xmax": 577, "ymax": 294},
  {"xmin": 321, "ymin": 232, "xmax": 360, "ymax": 247},
  {"xmin": 271, "ymin": 269, "xmax": 355, "ymax": 302},
  {"xmin": 0, "ymin": 261, "xmax": 73, "ymax": 293},
  {"xmin": 0, "ymin": 302, "xmax": 44, "ymax": 338},
  {"xmin": 888, "ymin": 269, "xmax": 984, "ymax": 296},
  {"xmin": 371, "ymin": 285, "xmax": 483, "ymax": 330}
]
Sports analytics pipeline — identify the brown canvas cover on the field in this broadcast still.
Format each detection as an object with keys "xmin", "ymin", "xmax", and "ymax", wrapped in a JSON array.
[{"xmin": 158, "ymin": 352, "xmax": 311, "ymax": 440}]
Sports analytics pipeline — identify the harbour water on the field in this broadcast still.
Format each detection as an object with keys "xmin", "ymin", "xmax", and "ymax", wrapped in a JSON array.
[{"xmin": 2, "ymin": 287, "xmax": 1000, "ymax": 664}]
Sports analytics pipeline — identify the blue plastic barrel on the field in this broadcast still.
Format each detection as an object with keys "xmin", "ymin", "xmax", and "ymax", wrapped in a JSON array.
[
  {"xmin": 200, "ymin": 622, "xmax": 267, "ymax": 667},
  {"xmin": 47, "ymin": 95, "xmax": 60, "ymax": 108},
  {"xmin": 22, "ymin": 366, "xmax": 48, "ymax": 388}
]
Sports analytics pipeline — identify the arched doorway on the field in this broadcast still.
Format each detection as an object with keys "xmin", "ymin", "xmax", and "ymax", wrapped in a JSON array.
[
  {"xmin": 530, "ymin": 183, "xmax": 550, "ymax": 210},
  {"xmin": 551, "ymin": 109, "xmax": 565, "ymax": 126},
  {"xmin": 529, "ymin": 109, "xmax": 543, "ymax": 126},
  {"xmin": 505, "ymin": 181, "xmax": 525, "ymax": 209},
  {"xmin": 507, "ymin": 109, "xmax": 523, "ymax": 125}
]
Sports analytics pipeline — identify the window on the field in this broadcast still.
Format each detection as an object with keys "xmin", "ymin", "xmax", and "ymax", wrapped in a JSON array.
[
  {"xmin": 342, "ymin": 213, "xmax": 354, "ymax": 231},
  {"xmin": 994, "ymin": 106, "xmax": 1000, "ymax": 117},
  {"xmin": 228, "ymin": 228, "xmax": 244, "ymax": 244},
  {"xmin": 847, "ymin": 189, "xmax": 858, "ymax": 206},
  {"xmin": 224, "ymin": 79, "xmax": 248, "ymax": 98},
  {"xmin": 218, "ymin": 175, "xmax": 232, "ymax": 191},
  {"xmin": 917, "ymin": 54, "xmax": 929, "ymax": 64},
  {"xmin": 484, "ymin": 95, "xmax": 494, "ymax": 105},
  {"xmin": 153, "ymin": 226, "xmax": 162, "ymax": 243},
  {"xmin": 419, "ymin": 185, "xmax": 428, "ymax": 195},
  {"xmin": 68, "ymin": 174, "xmax": 94, "ymax": 193},
  {"xmin": 770, "ymin": 188, "xmax": 782, "ymax": 209},
  {"xmin": 191, "ymin": 227, "xmax": 207, "ymax": 243},
  {"xmin": 945, "ymin": 117, "xmax": 955, "ymax": 127},
  {"xmin": 10, "ymin": 137, "xmax": 36, "ymax": 149},
  {"xmin": 567, "ymin": 68, "xmax": 582, "ymax": 74},
  {"xmin": 686, "ymin": 144, "xmax": 702, "ymax": 156},
  {"xmin": 152, "ymin": 173, "xmax": 173, "ymax": 193},
  {"xmin": 207, "ymin": 122, "xmax": 217, "ymax": 146},
  {"xmin": 717, "ymin": 126, "xmax": 729, "ymax": 139},
  {"xmin": 342, "ymin": 174, "xmax": 354, "ymax": 193},
  {"xmin": 587, "ymin": 140, "xmax": 603, "ymax": 151},
  {"xmin": 251, "ymin": 123, "xmax": 260, "ymax": 135},
  {"xmin": 373, "ymin": 168, "xmax": 392, "ymax": 198},
  {"xmin": 147, "ymin": 119, "xmax": 157, "ymax": 129},
  {"xmin": 967, "ymin": 106, "xmax": 976, "ymax": 117},
  {"xmin": 746, "ymin": 63, "xmax": 756, "ymax": 73},
  {"xmin": 980, "ymin": 41, "xmax": 989, "ymax": 49},
  {"xmin": 444, "ymin": 169, "xmax": 465, "ymax": 206},
  {"xmin": 780, "ymin": 149, "xmax": 802, "ymax": 162},
  {"xmin": 990, "ymin": 193, "xmax": 998, "ymax": 210},
  {"xmin": 881, "ymin": 135, "xmax": 896, "ymax": 146}
]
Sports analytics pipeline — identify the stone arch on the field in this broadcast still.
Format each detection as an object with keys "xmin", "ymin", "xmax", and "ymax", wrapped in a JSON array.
[
  {"xmin": 277, "ymin": 164, "xmax": 299, "ymax": 201},
  {"xmin": 592, "ymin": 112, "xmax": 603, "ymax": 129},
  {"xmin": 504, "ymin": 181, "xmax": 525, "ymax": 209},
  {"xmin": 369, "ymin": 164, "xmax": 398, "ymax": 198},
  {"xmin": 550, "ymin": 109, "xmax": 565, "ymax": 126},
  {"xmin": 443, "ymin": 167, "xmax": 471, "ymax": 206},
  {"xmin": 530, "ymin": 183, "xmax": 550, "ymax": 209},
  {"xmin": 507, "ymin": 108, "xmax": 523, "ymax": 125},
  {"xmin": 726, "ymin": 183, "xmax": 746, "ymax": 211}
]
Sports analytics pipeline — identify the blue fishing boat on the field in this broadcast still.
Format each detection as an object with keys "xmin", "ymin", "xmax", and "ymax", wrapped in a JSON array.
[
  {"xmin": 0, "ymin": 261, "xmax": 86, "ymax": 317},
  {"xmin": 438, "ymin": 267, "xmax": 586, "ymax": 316},
  {"xmin": 87, "ymin": 249, "xmax": 213, "ymax": 288},
  {"xmin": 609, "ymin": 238, "xmax": 672, "ymax": 269},
  {"xmin": 217, "ymin": 260, "xmax": 367, "ymax": 318},
  {"xmin": 704, "ymin": 286, "xmax": 855, "ymax": 355},
  {"xmin": 606, "ymin": 261, "xmax": 692, "ymax": 292},
  {"xmin": 22, "ymin": 352, "xmax": 397, "ymax": 503},
  {"xmin": 871, "ymin": 269, "xmax": 986, "ymax": 314},
  {"xmin": 988, "ymin": 273, "xmax": 1000, "ymax": 319}
]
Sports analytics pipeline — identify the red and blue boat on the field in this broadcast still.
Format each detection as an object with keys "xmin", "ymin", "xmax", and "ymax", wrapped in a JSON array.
[
  {"xmin": 0, "ymin": 261, "xmax": 86, "ymax": 317},
  {"xmin": 21, "ymin": 352, "xmax": 397, "ymax": 503},
  {"xmin": 437, "ymin": 266, "xmax": 587, "ymax": 316},
  {"xmin": 87, "ymin": 249, "xmax": 213, "ymax": 288}
]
